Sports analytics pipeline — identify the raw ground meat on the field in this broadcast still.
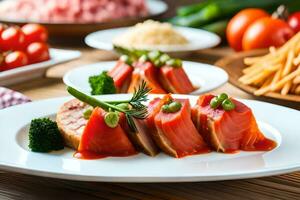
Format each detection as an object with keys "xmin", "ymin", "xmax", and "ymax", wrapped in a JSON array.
[{"xmin": 0, "ymin": 0, "xmax": 148, "ymax": 23}]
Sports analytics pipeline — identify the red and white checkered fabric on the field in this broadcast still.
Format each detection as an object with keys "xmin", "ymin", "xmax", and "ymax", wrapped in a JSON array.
[{"xmin": 0, "ymin": 87, "xmax": 31, "ymax": 109}]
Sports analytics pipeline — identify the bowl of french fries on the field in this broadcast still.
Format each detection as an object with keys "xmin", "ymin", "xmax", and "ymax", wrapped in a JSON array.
[{"xmin": 216, "ymin": 32, "xmax": 300, "ymax": 106}]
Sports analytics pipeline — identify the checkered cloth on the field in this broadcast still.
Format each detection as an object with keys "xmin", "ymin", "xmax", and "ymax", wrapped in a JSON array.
[{"xmin": 0, "ymin": 87, "xmax": 31, "ymax": 109}]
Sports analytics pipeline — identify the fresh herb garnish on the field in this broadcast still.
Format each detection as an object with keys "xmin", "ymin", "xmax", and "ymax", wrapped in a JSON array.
[
  {"xmin": 210, "ymin": 93, "xmax": 235, "ymax": 111},
  {"xmin": 89, "ymin": 71, "xmax": 116, "ymax": 95},
  {"xmin": 67, "ymin": 81, "xmax": 150, "ymax": 131}
]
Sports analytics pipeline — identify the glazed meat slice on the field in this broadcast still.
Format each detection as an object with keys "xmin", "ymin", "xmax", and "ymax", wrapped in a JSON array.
[
  {"xmin": 56, "ymin": 99, "xmax": 91, "ymax": 150},
  {"xmin": 153, "ymin": 97, "xmax": 209, "ymax": 158},
  {"xmin": 192, "ymin": 94, "xmax": 276, "ymax": 152},
  {"xmin": 78, "ymin": 107, "xmax": 136, "ymax": 157},
  {"xmin": 128, "ymin": 61, "xmax": 166, "ymax": 94},
  {"xmin": 159, "ymin": 65, "xmax": 195, "ymax": 94},
  {"xmin": 108, "ymin": 60, "xmax": 133, "ymax": 93},
  {"xmin": 119, "ymin": 114, "xmax": 159, "ymax": 156}
]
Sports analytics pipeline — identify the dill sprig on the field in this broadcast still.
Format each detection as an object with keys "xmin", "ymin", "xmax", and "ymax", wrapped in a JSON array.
[{"xmin": 67, "ymin": 81, "xmax": 151, "ymax": 132}]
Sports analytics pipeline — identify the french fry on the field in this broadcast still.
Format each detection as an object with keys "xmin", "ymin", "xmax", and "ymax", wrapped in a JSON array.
[
  {"xmin": 271, "ymin": 67, "xmax": 300, "ymax": 91},
  {"xmin": 281, "ymin": 81, "xmax": 292, "ymax": 95},
  {"xmin": 294, "ymin": 75, "xmax": 300, "ymax": 84},
  {"xmin": 241, "ymin": 32, "xmax": 300, "ymax": 97}
]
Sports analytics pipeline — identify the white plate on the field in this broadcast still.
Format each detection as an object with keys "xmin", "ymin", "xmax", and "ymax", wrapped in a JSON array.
[
  {"xmin": 63, "ymin": 61, "xmax": 228, "ymax": 95},
  {"xmin": 0, "ymin": 94, "xmax": 299, "ymax": 182},
  {"xmin": 84, "ymin": 27, "xmax": 221, "ymax": 53},
  {"xmin": 0, "ymin": 48, "xmax": 81, "ymax": 86}
]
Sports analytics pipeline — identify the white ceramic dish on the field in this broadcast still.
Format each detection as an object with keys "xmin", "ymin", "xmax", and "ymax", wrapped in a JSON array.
[
  {"xmin": 63, "ymin": 61, "xmax": 228, "ymax": 95},
  {"xmin": 0, "ymin": 48, "xmax": 81, "ymax": 86},
  {"xmin": 0, "ymin": 94, "xmax": 299, "ymax": 182},
  {"xmin": 85, "ymin": 27, "xmax": 221, "ymax": 53}
]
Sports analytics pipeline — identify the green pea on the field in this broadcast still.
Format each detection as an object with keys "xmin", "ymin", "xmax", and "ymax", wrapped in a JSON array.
[
  {"xmin": 210, "ymin": 97, "xmax": 221, "ymax": 109},
  {"xmin": 148, "ymin": 51, "xmax": 161, "ymax": 62},
  {"xmin": 120, "ymin": 55, "xmax": 132, "ymax": 65},
  {"xmin": 166, "ymin": 58, "xmax": 182, "ymax": 68},
  {"xmin": 161, "ymin": 104, "xmax": 170, "ymax": 113},
  {"xmin": 104, "ymin": 112, "xmax": 119, "ymax": 128},
  {"xmin": 222, "ymin": 99, "xmax": 235, "ymax": 111},
  {"xmin": 139, "ymin": 54, "xmax": 149, "ymax": 62},
  {"xmin": 217, "ymin": 93, "xmax": 228, "ymax": 102},
  {"xmin": 159, "ymin": 54, "xmax": 171, "ymax": 64},
  {"xmin": 116, "ymin": 103, "xmax": 130, "ymax": 110},
  {"xmin": 83, "ymin": 109, "xmax": 93, "ymax": 120},
  {"xmin": 168, "ymin": 101, "xmax": 182, "ymax": 112}
]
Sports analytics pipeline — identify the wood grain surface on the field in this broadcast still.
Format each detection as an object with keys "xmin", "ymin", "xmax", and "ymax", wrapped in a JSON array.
[{"xmin": 2, "ymin": 0, "xmax": 300, "ymax": 199}]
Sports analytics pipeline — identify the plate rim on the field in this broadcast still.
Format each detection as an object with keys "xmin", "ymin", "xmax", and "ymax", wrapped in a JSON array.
[
  {"xmin": 0, "ymin": 95, "xmax": 299, "ymax": 182},
  {"xmin": 84, "ymin": 26, "xmax": 221, "ymax": 52}
]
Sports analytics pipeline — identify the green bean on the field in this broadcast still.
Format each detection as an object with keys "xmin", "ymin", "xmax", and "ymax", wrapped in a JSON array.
[{"xmin": 83, "ymin": 109, "xmax": 93, "ymax": 120}]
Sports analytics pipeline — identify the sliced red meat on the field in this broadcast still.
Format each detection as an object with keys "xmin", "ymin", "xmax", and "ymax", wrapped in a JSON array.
[
  {"xmin": 192, "ymin": 94, "xmax": 276, "ymax": 153},
  {"xmin": 77, "ymin": 107, "xmax": 136, "ymax": 159},
  {"xmin": 159, "ymin": 65, "xmax": 195, "ymax": 94},
  {"xmin": 119, "ymin": 113, "xmax": 159, "ymax": 156},
  {"xmin": 128, "ymin": 61, "xmax": 166, "ymax": 94},
  {"xmin": 108, "ymin": 60, "xmax": 133, "ymax": 93},
  {"xmin": 154, "ymin": 97, "xmax": 210, "ymax": 158}
]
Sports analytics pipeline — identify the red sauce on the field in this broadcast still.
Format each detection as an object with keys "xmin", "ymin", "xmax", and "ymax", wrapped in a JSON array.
[{"xmin": 74, "ymin": 151, "xmax": 138, "ymax": 160}]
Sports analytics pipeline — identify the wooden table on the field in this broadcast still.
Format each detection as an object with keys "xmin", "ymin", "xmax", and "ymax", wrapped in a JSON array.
[{"xmin": 3, "ymin": 47, "xmax": 299, "ymax": 200}]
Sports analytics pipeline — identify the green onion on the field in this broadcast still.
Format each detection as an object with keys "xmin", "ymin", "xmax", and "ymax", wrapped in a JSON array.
[
  {"xmin": 210, "ymin": 96, "xmax": 221, "ymax": 109},
  {"xmin": 116, "ymin": 103, "xmax": 130, "ymax": 110},
  {"xmin": 83, "ymin": 109, "xmax": 93, "ymax": 120},
  {"xmin": 120, "ymin": 55, "xmax": 133, "ymax": 65},
  {"xmin": 104, "ymin": 112, "xmax": 119, "ymax": 128},
  {"xmin": 222, "ymin": 99, "xmax": 235, "ymax": 111},
  {"xmin": 166, "ymin": 58, "xmax": 182, "ymax": 68}
]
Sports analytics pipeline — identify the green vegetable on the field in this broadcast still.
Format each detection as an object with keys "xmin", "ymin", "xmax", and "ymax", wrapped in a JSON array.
[
  {"xmin": 116, "ymin": 103, "xmax": 130, "ymax": 110},
  {"xmin": 104, "ymin": 112, "xmax": 120, "ymax": 128},
  {"xmin": 176, "ymin": 0, "xmax": 221, "ymax": 16},
  {"xmin": 170, "ymin": 0, "xmax": 298, "ymax": 28},
  {"xmin": 159, "ymin": 54, "xmax": 171, "ymax": 64},
  {"xmin": 210, "ymin": 93, "xmax": 235, "ymax": 111},
  {"xmin": 148, "ymin": 51, "xmax": 162, "ymax": 62},
  {"xmin": 162, "ymin": 101, "xmax": 182, "ymax": 113},
  {"xmin": 139, "ymin": 54, "xmax": 149, "ymax": 62},
  {"xmin": 222, "ymin": 99, "xmax": 235, "ymax": 111},
  {"xmin": 28, "ymin": 118, "xmax": 64, "ymax": 152},
  {"xmin": 120, "ymin": 55, "xmax": 133, "ymax": 65},
  {"xmin": 166, "ymin": 58, "xmax": 182, "ymax": 68},
  {"xmin": 83, "ymin": 109, "xmax": 93, "ymax": 120},
  {"xmin": 89, "ymin": 71, "xmax": 116, "ymax": 95},
  {"xmin": 201, "ymin": 19, "xmax": 229, "ymax": 37},
  {"xmin": 210, "ymin": 97, "xmax": 221, "ymax": 109},
  {"xmin": 67, "ymin": 81, "xmax": 150, "ymax": 132}
]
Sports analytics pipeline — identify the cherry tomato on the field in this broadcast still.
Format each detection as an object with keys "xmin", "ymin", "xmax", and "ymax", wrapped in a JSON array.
[
  {"xmin": 288, "ymin": 12, "xmax": 300, "ymax": 33},
  {"xmin": 227, "ymin": 9, "xmax": 269, "ymax": 51},
  {"xmin": 1, "ymin": 27, "xmax": 25, "ymax": 51},
  {"xmin": 242, "ymin": 17, "xmax": 294, "ymax": 51},
  {"xmin": 4, "ymin": 51, "xmax": 28, "ymax": 70},
  {"xmin": 22, "ymin": 24, "xmax": 48, "ymax": 45},
  {"xmin": 26, "ymin": 42, "xmax": 50, "ymax": 64}
]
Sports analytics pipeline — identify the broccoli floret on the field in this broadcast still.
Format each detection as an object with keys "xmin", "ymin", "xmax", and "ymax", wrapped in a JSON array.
[
  {"xmin": 28, "ymin": 118, "xmax": 64, "ymax": 152},
  {"xmin": 89, "ymin": 71, "xmax": 116, "ymax": 95}
]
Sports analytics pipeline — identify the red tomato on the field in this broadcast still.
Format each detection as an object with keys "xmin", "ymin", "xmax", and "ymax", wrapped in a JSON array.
[
  {"xmin": 1, "ymin": 27, "xmax": 25, "ymax": 51},
  {"xmin": 227, "ymin": 9, "xmax": 269, "ymax": 51},
  {"xmin": 288, "ymin": 12, "xmax": 300, "ymax": 33},
  {"xmin": 4, "ymin": 51, "xmax": 28, "ymax": 70},
  {"xmin": 242, "ymin": 18, "xmax": 294, "ymax": 51},
  {"xmin": 26, "ymin": 42, "xmax": 50, "ymax": 64},
  {"xmin": 22, "ymin": 24, "xmax": 48, "ymax": 45}
]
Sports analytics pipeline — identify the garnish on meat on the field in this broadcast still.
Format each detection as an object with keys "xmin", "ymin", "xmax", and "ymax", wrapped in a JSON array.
[
  {"xmin": 192, "ymin": 94, "xmax": 277, "ymax": 153},
  {"xmin": 152, "ymin": 95, "xmax": 210, "ymax": 158},
  {"xmin": 89, "ymin": 71, "xmax": 116, "ymax": 95},
  {"xmin": 29, "ymin": 118, "xmax": 64, "ymax": 152}
]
